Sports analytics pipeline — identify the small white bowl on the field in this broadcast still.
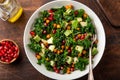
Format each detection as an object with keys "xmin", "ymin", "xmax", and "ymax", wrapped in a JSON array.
[{"xmin": 23, "ymin": 0, "xmax": 106, "ymax": 79}]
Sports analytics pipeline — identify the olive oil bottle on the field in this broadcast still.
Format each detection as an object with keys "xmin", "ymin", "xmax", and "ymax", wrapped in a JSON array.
[{"xmin": 0, "ymin": 0, "xmax": 23, "ymax": 23}]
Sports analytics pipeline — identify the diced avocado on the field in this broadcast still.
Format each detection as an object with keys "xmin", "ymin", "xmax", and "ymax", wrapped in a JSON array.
[
  {"xmin": 77, "ymin": 17, "xmax": 82, "ymax": 22},
  {"xmin": 73, "ymin": 57, "xmax": 78, "ymax": 64},
  {"xmin": 66, "ymin": 56, "xmax": 73, "ymax": 64},
  {"xmin": 41, "ymin": 39, "xmax": 47, "ymax": 43},
  {"xmin": 62, "ymin": 21, "xmax": 68, "ymax": 27},
  {"xmin": 48, "ymin": 45, "xmax": 55, "ymax": 52},
  {"xmin": 80, "ymin": 21, "xmax": 87, "ymax": 27},
  {"xmin": 41, "ymin": 48, "xmax": 45, "ymax": 54},
  {"xmin": 33, "ymin": 35, "xmax": 41, "ymax": 42},
  {"xmin": 50, "ymin": 60, "xmax": 55, "ymax": 67},
  {"xmin": 41, "ymin": 43, "xmax": 45, "ymax": 49},
  {"xmin": 64, "ymin": 30, "xmax": 72, "ymax": 36},
  {"xmin": 72, "ymin": 20, "xmax": 78, "ymax": 29},
  {"xmin": 75, "ymin": 45, "xmax": 84, "ymax": 54},
  {"xmin": 39, "ymin": 48, "xmax": 45, "ymax": 57},
  {"xmin": 39, "ymin": 52, "xmax": 44, "ymax": 57},
  {"xmin": 47, "ymin": 37, "xmax": 53, "ymax": 44},
  {"xmin": 92, "ymin": 47, "xmax": 98, "ymax": 56}
]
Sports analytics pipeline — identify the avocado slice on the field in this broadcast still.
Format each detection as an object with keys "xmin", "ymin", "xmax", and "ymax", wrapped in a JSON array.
[
  {"xmin": 75, "ymin": 45, "xmax": 84, "ymax": 54},
  {"xmin": 66, "ymin": 56, "xmax": 73, "ymax": 64},
  {"xmin": 33, "ymin": 35, "xmax": 41, "ymax": 42},
  {"xmin": 64, "ymin": 30, "xmax": 72, "ymax": 36},
  {"xmin": 92, "ymin": 47, "xmax": 98, "ymax": 56},
  {"xmin": 72, "ymin": 20, "xmax": 78, "ymax": 29}
]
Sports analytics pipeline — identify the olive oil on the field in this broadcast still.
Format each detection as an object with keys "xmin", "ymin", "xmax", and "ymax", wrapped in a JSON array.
[{"xmin": 0, "ymin": 0, "xmax": 23, "ymax": 23}]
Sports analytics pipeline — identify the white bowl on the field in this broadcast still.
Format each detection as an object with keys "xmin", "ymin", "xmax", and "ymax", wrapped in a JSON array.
[{"xmin": 23, "ymin": 0, "xmax": 106, "ymax": 79}]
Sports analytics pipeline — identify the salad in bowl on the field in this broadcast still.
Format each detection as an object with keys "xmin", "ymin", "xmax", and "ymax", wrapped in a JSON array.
[
  {"xmin": 28, "ymin": 5, "xmax": 98, "ymax": 74},
  {"xmin": 24, "ymin": 0, "xmax": 105, "ymax": 79}
]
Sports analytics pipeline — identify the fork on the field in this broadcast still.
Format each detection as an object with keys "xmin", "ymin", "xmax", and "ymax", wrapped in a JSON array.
[{"xmin": 88, "ymin": 34, "xmax": 97, "ymax": 80}]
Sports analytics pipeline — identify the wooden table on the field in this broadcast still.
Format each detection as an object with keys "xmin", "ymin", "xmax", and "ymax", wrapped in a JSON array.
[{"xmin": 0, "ymin": 0, "xmax": 120, "ymax": 80}]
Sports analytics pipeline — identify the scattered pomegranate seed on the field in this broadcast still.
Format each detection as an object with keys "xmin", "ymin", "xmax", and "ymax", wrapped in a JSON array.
[
  {"xmin": 48, "ymin": 16, "xmax": 54, "ymax": 21},
  {"xmin": 42, "ymin": 30, "xmax": 47, "ymax": 34},
  {"xmin": 30, "ymin": 31, "xmax": 35, "ymax": 37},
  {"xmin": 62, "ymin": 40, "xmax": 66, "ymax": 45},
  {"xmin": 53, "ymin": 66, "xmax": 57, "ymax": 70},
  {"xmin": 60, "ymin": 66, "xmax": 64, "ymax": 70},
  {"xmin": 55, "ymin": 69, "xmax": 60, "ymax": 73},
  {"xmin": 52, "ymin": 29, "xmax": 56, "ymax": 34},
  {"xmin": 50, "ymin": 13, "xmax": 54, "ymax": 17},
  {"xmin": 74, "ymin": 10, "xmax": 78, "ymax": 16},
  {"xmin": 48, "ymin": 9, "xmax": 53, "ymax": 13},
  {"xmin": 70, "ymin": 67, "xmax": 74, "ymax": 71},
  {"xmin": 68, "ymin": 49, "xmax": 72, "ymax": 53},
  {"xmin": 44, "ymin": 23, "xmax": 48, "ymax": 26},
  {"xmin": 80, "ymin": 34, "xmax": 85, "ymax": 40}
]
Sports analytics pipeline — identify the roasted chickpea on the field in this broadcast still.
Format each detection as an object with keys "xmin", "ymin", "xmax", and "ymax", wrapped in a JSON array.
[
  {"xmin": 82, "ymin": 50, "xmax": 87, "ymax": 54},
  {"xmin": 57, "ymin": 24, "xmax": 61, "ymax": 28},
  {"xmin": 46, "ymin": 34, "xmax": 51, "ymax": 39}
]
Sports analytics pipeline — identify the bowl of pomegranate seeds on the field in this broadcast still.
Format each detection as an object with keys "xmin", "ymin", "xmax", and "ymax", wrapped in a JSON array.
[{"xmin": 0, "ymin": 39, "xmax": 19, "ymax": 64}]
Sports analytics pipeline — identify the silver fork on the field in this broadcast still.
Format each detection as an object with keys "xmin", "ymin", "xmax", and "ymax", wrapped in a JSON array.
[{"xmin": 88, "ymin": 34, "xmax": 97, "ymax": 80}]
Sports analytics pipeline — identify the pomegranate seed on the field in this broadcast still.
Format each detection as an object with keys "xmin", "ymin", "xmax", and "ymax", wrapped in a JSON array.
[
  {"xmin": 48, "ymin": 9, "xmax": 53, "ymax": 13},
  {"xmin": 50, "ymin": 13, "xmax": 54, "ymax": 17},
  {"xmin": 48, "ymin": 17, "xmax": 54, "ymax": 21},
  {"xmin": 53, "ymin": 66, "xmax": 57, "ymax": 70},
  {"xmin": 62, "ymin": 40, "xmax": 66, "ymax": 45},
  {"xmin": 52, "ymin": 29, "xmax": 56, "ymax": 34},
  {"xmin": 60, "ymin": 66, "xmax": 64, "ymax": 70},
  {"xmin": 8, "ymin": 57, "xmax": 12, "ymax": 61},
  {"xmin": 68, "ymin": 49, "xmax": 72, "ymax": 53},
  {"xmin": 4, "ymin": 45, "xmax": 8, "ymax": 50},
  {"xmin": 1, "ymin": 41, "xmax": 5, "ymax": 45},
  {"xmin": 3, "ymin": 49, "xmax": 7, "ymax": 53},
  {"xmin": 4, "ymin": 53, "xmax": 8, "ymax": 57},
  {"xmin": 13, "ymin": 53, "xmax": 18, "ymax": 58},
  {"xmin": 0, "ymin": 53, "xmax": 3, "ymax": 56},
  {"xmin": 80, "ymin": 35, "xmax": 85, "ymax": 40},
  {"xmin": 70, "ymin": 67, "xmax": 74, "ymax": 71},
  {"xmin": 15, "ymin": 47, "xmax": 18, "ymax": 51},
  {"xmin": 0, "ymin": 46, "xmax": 3, "ymax": 50},
  {"xmin": 1, "ymin": 57, "xmax": 5, "ymax": 61},
  {"xmin": 7, "ymin": 54, "xmax": 11, "ymax": 57},
  {"xmin": 10, "ymin": 53, "xmax": 14, "ymax": 57},
  {"xmin": 5, "ymin": 41, "xmax": 9, "ymax": 45},
  {"xmin": 1, "ymin": 50, "xmax": 4, "ymax": 54},
  {"xmin": 5, "ymin": 59, "xmax": 9, "ymax": 62},
  {"xmin": 11, "ymin": 47, "xmax": 15, "ymax": 51},
  {"xmin": 9, "ymin": 42, "xmax": 13, "ymax": 46},
  {"xmin": 55, "ymin": 69, "xmax": 60, "ymax": 73},
  {"xmin": 30, "ymin": 31, "xmax": 35, "ymax": 37},
  {"xmin": 42, "ymin": 30, "xmax": 47, "ymax": 34},
  {"xmin": 74, "ymin": 10, "xmax": 78, "ymax": 15},
  {"xmin": 44, "ymin": 23, "xmax": 48, "ymax": 26},
  {"xmin": 8, "ymin": 49, "xmax": 12, "ymax": 54}
]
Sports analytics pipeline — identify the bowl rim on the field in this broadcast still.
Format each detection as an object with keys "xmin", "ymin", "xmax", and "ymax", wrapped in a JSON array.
[
  {"xmin": 23, "ymin": 0, "xmax": 106, "ymax": 79},
  {"xmin": 0, "ymin": 39, "xmax": 20, "ymax": 64}
]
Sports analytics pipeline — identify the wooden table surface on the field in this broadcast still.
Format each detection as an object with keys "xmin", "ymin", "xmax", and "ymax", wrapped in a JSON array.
[{"xmin": 0, "ymin": 0, "xmax": 120, "ymax": 80}]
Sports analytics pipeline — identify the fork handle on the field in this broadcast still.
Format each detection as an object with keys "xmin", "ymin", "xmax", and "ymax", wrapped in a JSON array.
[
  {"xmin": 88, "ymin": 68, "xmax": 94, "ymax": 80},
  {"xmin": 88, "ymin": 47, "xmax": 94, "ymax": 80}
]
